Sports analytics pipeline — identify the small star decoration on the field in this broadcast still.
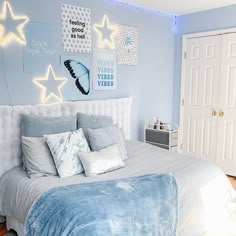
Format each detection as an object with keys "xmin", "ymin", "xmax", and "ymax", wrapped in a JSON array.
[
  {"xmin": 93, "ymin": 15, "xmax": 118, "ymax": 49},
  {"xmin": 33, "ymin": 65, "xmax": 67, "ymax": 104}
]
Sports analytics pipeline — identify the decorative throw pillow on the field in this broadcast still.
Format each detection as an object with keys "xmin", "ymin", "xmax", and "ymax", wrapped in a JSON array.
[
  {"xmin": 79, "ymin": 144, "xmax": 125, "ymax": 177},
  {"xmin": 22, "ymin": 136, "xmax": 57, "ymax": 178},
  {"xmin": 21, "ymin": 115, "xmax": 77, "ymax": 137},
  {"xmin": 21, "ymin": 115, "xmax": 77, "ymax": 171},
  {"xmin": 77, "ymin": 113, "xmax": 113, "ymax": 136},
  {"xmin": 87, "ymin": 126, "xmax": 128, "ymax": 160},
  {"xmin": 45, "ymin": 129, "xmax": 90, "ymax": 178}
]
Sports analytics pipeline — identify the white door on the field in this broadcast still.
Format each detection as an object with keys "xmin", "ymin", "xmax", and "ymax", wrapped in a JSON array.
[
  {"xmin": 182, "ymin": 36, "xmax": 221, "ymax": 162},
  {"xmin": 216, "ymin": 33, "xmax": 236, "ymax": 175}
]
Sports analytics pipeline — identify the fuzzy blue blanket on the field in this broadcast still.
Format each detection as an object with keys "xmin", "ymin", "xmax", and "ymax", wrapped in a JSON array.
[{"xmin": 25, "ymin": 174, "xmax": 178, "ymax": 236}]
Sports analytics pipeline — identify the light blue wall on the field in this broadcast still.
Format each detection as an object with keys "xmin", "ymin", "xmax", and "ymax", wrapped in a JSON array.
[
  {"xmin": 0, "ymin": 0, "xmax": 175, "ymax": 140},
  {"xmin": 172, "ymin": 4, "xmax": 236, "ymax": 124}
]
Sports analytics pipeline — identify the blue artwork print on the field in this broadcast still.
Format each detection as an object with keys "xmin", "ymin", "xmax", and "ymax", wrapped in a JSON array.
[
  {"xmin": 64, "ymin": 60, "xmax": 90, "ymax": 95},
  {"xmin": 93, "ymin": 49, "xmax": 116, "ymax": 90}
]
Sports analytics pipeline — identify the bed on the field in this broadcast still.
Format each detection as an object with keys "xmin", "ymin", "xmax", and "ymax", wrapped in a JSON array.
[{"xmin": 0, "ymin": 97, "xmax": 235, "ymax": 236}]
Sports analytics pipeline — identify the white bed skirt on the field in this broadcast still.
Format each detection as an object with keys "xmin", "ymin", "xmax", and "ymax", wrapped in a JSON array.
[
  {"xmin": 7, "ymin": 216, "xmax": 24, "ymax": 236},
  {"xmin": 0, "ymin": 215, "xmax": 5, "ymax": 223}
]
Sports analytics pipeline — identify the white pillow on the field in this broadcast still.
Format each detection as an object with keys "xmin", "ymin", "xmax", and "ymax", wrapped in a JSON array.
[
  {"xmin": 45, "ymin": 129, "xmax": 90, "ymax": 178},
  {"xmin": 78, "ymin": 144, "xmax": 125, "ymax": 177}
]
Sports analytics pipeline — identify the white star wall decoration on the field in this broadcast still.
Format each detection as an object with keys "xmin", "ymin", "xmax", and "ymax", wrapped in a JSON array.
[
  {"xmin": 33, "ymin": 65, "xmax": 67, "ymax": 104},
  {"xmin": 93, "ymin": 15, "xmax": 118, "ymax": 49},
  {"xmin": 0, "ymin": 1, "xmax": 29, "ymax": 46}
]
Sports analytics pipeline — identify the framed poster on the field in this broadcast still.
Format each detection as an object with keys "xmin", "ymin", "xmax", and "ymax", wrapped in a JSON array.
[
  {"xmin": 117, "ymin": 25, "xmax": 139, "ymax": 65},
  {"xmin": 61, "ymin": 4, "xmax": 92, "ymax": 53},
  {"xmin": 93, "ymin": 49, "xmax": 116, "ymax": 90},
  {"xmin": 23, "ymin": 22, "xmax": 61, "ymax": 73},
  {"xmin": 61, "ymin": 55, "xmax": 91, "ymax": 97}
]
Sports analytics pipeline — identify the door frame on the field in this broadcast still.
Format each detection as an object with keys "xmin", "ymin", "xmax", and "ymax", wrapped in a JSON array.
[{"xmin": 179, "ymin": 27, "xmax": 236, "ymax": 152}]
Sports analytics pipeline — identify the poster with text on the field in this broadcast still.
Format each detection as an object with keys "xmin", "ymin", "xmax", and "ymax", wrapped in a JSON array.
[
  {"xmin": 93, "ymin": 49, "xmax": 116, "ymax": 90},
  {"xmin": 117, "ymin": 25, "xmax": 139, "ymax": 65},
  {"xmin": 23, "ymin": 22, "xmax": 61, "ymax": 73},
  {"xmin": 61, "ymin": 4, "xmax": 91, "ymax": 53}
]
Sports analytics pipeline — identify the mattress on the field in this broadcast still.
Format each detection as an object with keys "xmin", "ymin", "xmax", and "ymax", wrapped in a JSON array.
[{"xmin": 0, "ymin": 140, "xmax": 234, "ymax": 236}]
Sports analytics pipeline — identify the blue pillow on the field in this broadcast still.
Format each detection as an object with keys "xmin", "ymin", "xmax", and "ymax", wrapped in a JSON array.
[
  {"xmin": 77, "ymin": 113, "xmax": 113, "ymax": 130},
  {"xmin": 87, "ymin": 126, "xmax": 128, "ymax": 160},
  {"xmin": 21, "ymin": 115, "xmax": 77, "ymax": 137}
]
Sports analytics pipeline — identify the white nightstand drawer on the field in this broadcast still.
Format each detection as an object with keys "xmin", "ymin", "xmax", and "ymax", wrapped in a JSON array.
[{"xmin": 170, "ymin": 132, "xmax": 178, "ymax": 146}]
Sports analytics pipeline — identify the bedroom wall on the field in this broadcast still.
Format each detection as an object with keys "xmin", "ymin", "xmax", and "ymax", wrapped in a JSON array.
[
  {"xmin": 172, "ymin": 4, "xmax": 236, "ymax": 124},
  {"xmin": 0, "ymin": 0, "xmax": 175, "ymax": 140}
]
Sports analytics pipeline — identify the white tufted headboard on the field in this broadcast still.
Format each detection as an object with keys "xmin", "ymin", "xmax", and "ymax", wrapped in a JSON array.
[{"xmin": 0, "ymin": 97, "xmax": 132, "ymax": 179}]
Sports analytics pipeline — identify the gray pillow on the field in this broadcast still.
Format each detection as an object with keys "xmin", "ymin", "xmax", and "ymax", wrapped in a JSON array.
[
  {"xmin": 21, "ymin": 115, "xmax": 76, "ymax": 171},
  {"xmin": 77, "ymin": 113, "xmax": 113, "ymax": 129},
  {"xmin": 79, "ymin": 144, "xmax": 125, "ymax": 177},
  {"xmin": 87, "ymin": 126, "xmax": 128, "ymax": 160},
  {"xmin": 22, "ymin": 136, "xmax": 57, "ymax": 178},
  {"xmin": 21, "ymin": 115, "xmax": 77, "ymax": 137}
]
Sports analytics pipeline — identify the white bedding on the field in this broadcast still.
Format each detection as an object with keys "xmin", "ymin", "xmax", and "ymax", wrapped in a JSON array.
[{"xmin": 0, "ymin": 141, "xmax": 234, "ymax": 236}]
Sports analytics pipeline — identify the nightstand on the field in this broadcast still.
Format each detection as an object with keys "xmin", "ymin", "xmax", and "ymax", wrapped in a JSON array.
[{"xmin": 144, "ymin": 126, "xmax": 178, "ymax": 152}]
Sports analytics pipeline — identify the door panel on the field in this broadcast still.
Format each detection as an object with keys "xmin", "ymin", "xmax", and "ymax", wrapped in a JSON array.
[
  {"xmin": 217, "ymin": 33, "xmax": 236, "ymax": 175},
  {"xmin": 182, "ymin": 36, "xmax": 221, "ymax": 162}
]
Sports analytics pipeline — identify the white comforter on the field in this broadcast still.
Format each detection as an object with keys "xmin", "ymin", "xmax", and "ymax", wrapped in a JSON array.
[{"xmin": 0, "ymin": 141, "xmax": 235, "ymax": 236}]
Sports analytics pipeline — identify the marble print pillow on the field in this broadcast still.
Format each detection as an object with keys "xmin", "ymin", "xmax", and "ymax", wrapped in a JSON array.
[{"xmin": 44, "ymin": 129, "xmax": 90, "ymax": 178}]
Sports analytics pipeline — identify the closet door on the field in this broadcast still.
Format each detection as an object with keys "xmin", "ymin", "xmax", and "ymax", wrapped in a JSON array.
[
  {"xmin": 216, "ymin": 33, "xmax": 236, "ymax": 175},
  {"xmin": 182, "ymin": 36, "xmax": 221, "ymax": 162}
]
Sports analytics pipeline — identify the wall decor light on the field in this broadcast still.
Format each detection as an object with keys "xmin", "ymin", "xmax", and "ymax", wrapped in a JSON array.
[
  {"xmin": 0, "ymin": 1, "xmax": 29, "ymax": 46},
  {"xmin": 33, "ymin": 65, "xmax": 67, "ymax": 104},
  {"xmin": 103, "ymin": 0, "xmax": 177, "ymax": 33},
  {"xmin": 93, "ymin": 15, "xmax": 118, "ymax": 49},
  {"xmin": 104, "ymin": 0, "xmax": 175, "ymax": 18}
]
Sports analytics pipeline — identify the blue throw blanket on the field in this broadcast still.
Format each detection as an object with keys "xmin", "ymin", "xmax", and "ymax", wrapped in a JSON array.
[{"xmin": 25, "ymin": 174, "xmax": 178, "ymax": 236}]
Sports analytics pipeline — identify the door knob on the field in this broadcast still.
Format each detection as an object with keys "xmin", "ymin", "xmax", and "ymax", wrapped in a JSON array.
[
  {"xmin": 219, "ymin": 111, "xmax": 224, "ymax": 117},
  {"xmin": 212, "ymin": 110, "xmax": 217, "ymax": 116}
]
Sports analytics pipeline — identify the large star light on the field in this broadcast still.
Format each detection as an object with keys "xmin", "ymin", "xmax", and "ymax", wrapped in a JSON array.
[
  {"xmin": 33, "ymin": 65, "xmax": 67, "ymax": 104},
  {"xmin": 0, "ymin": 1, "xmax": 29, "ymax": 46},
  {"xmin": 93, "ymin": 15, "xmax": 118, "ymax": 49}
]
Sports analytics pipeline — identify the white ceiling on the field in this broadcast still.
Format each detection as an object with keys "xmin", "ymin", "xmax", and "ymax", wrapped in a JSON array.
[{"xmin": 117, "ymin": 0, "xmax": 236, "ymax": 15}]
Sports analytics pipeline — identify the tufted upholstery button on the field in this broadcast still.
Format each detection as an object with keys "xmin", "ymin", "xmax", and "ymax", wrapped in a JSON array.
[{"xmin": 0, "ymin": 98, "xmax": 132, "ymax": 179}]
